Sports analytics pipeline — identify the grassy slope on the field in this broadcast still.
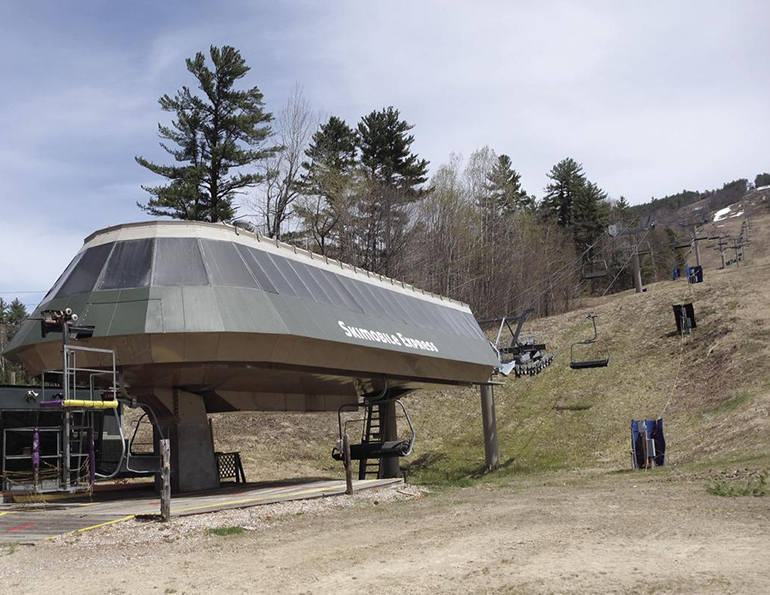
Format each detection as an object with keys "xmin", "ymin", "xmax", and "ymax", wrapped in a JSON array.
[{"xmin": 213, "ymin": 211, "xmax": 770, "ymax": 486}]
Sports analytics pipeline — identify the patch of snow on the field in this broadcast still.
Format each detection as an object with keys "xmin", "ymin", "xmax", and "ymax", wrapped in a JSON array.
[
  {"xmin": 713, "ymin": 206, "xmax": 732, "ymax": 222},
  {"xmin": 756, "ymin": 184, "xmax": 770, "ymax": 191},
  {"xmin": 714, "ymin": 206, "xmax": 745, "ymax": 222}
]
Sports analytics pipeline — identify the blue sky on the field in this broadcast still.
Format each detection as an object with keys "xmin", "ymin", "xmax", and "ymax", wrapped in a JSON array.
[{"xmin": 1, "ymin": 1, "xmax": 768, "ymax": 307}]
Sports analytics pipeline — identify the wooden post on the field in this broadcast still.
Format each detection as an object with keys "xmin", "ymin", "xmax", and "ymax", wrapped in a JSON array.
[
  {"xmin": 631, "ymin": 243, "xmax": 643, "ymax": 294},
  {"xmin": 160, "ymin": 438, "xmax": 171, "ymax": 522},
  {"xmin": 343, "ymin": 433, "xmax": 353, "ymax": 495}
]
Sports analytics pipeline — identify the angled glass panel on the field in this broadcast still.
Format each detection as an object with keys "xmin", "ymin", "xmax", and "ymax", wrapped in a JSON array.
[
  {"xmin": 383, "ymin": 290, "xmax": 411, "ymax": 325},
  {"xmin": 446, "ymin": 308, "xmax": 470, "ymax": 337},
  {"xmin": 392, "ymin": 292, "xmax": 420, "ymax": 327},
  {"xmin": 200, "ymin": 240, "xmax": 258, "ymax": 289},
  {"xmin": 406, "ymin": 298, "xmax": 430, "ymax": 330},
  {"xmin": 99, "ymin": 239, "xmax": 154, "ymax": 290},
  {"xmin": 57, "ymin": 242, "xmax": 114, "ymax": 298},
  {"xmin": 424, "ymin": 300, "xmax": 451, "ymax": 333},
  {"xmin": 321, "ymin": 270, "xmax": 363, "ymax": 313},
  {"xmin": 346, "ymin": 279, "xmax": 379, "ymax": 316},
  {"xmin": 306, "ymin": 265, "xmax": 343, "ymax": 306},
  {"xmin": 340, "ymin": 276, "xmax": 377, "ymax": 316},
  {"xmin": 235, "ymin": 245, "xmax": 276, "ymax": 293},
  {"xmin": 446, "ymin": 309, "xmax": 469, "ymax": 338},
  {"xmin": 439, "ymin": 307, "xmax": 467, "ymax": 337},
  {"xmin": 291, "ymin": 262, "xmax": 334, "ymax": 305},
  {"xmin": 426, "ymin": 301, "xmax": 450, "ymax": 331},
  {"xmin": 458, "ymin": 311, "xmax": 480, "ymax": 338},
  {"xmin": 368, "ymin": 284, "xmax": 401, "ymax": 322},
  {"xmin": 398, "ymin": 293, "xmax": 423, "ymax": 326},
  {"xmin": 153, "ymin": 238, "xmax": 208, "ymax": 287},
  {"xmin": 45, "ymin": 252, "xmax": 84, "ymax": 302},
  {"xmin": 246, "ymin": 249, "xmax": 295, "ymax": 296},
  {"xmin": 464, "ymin": 312, "xmax": 486, "ymax": 338},
  {"xmin": 355, "ymin": 281, "xmax": 388, "ymax": 319},
  {"xmin": 270, "ymin": 255, "xmax": 314, "ymax": 301}
]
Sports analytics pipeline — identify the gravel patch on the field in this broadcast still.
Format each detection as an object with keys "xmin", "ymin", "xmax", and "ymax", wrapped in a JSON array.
[{"xmin": 49, "ymin": 483, "xmax": 427, "ymax": 548}]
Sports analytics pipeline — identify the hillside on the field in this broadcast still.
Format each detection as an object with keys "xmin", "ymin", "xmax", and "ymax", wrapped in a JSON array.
[{"xmin": 212, "ymin": 209, "xmax": 770, "ymax": 486}]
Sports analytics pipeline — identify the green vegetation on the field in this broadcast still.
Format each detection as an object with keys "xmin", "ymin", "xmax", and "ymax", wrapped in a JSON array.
[
  {"xmin": 707, "ymin": 473, "xmax": 767, "ymax": 497},
  {"xmin": 0, "ymin": 298, "xmax": 30, "ymax": 384},
  {"xmin": 136, "ymin": 45, "xmax": 279, "ymax": 222},
  {"xmin": 208, "ymin": 526, "xmax": 246, "ymax": 537}
]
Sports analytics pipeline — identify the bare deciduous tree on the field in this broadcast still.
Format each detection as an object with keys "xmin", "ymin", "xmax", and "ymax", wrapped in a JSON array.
[{"xmin": 251, "ymin": 85, "xmax": 316, "ymax": 239}]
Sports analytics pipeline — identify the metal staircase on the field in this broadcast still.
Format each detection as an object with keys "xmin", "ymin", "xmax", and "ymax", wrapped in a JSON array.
[{"xmin": 358, "ymin": 402, "xmax": 382, "ymax": 479}]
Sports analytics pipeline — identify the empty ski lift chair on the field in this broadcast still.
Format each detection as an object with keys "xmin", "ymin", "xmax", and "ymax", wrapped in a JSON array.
[
  {"xmin": 332, "ymin": 399, "xmax": 415, "ymax": 478},
  {"xmin": 570, "ymin": 313, "xmax": 610, "ymax": 370},
  {"xmin": 582, "ymin": 259, "xmax": 609, "ymax": 280}
]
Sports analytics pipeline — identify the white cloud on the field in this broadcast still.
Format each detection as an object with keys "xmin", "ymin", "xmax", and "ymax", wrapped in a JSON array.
[{"xmin": 0, "ymin": 0, "xmax": 768, "ymax": 294}]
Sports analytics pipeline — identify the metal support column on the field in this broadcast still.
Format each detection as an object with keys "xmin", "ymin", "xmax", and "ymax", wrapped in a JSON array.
[
  {"xmin": 480, "ymin": 384, "xmax": 500, "ymax": 470},
  {"xmin": 61, "ymin": 321, "xmax": 71, "ymax": 489}
]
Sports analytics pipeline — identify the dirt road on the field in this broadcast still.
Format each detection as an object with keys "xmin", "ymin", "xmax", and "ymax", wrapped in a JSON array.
[{"xmin": 1, "ymin": 471, "xmax": 767, "ymax": 594}]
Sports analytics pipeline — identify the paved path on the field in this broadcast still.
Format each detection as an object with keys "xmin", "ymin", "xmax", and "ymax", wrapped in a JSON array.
[{"xmin": 0, "ymin": 478, "xmax": 401, "ymax": 543}]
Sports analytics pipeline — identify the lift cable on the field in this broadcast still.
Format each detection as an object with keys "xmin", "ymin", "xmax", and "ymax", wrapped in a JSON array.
[
  {"xmin": 505, "ymin": 228, "xmax": 652, "ymax": 462},
  {"xmin": 494, "ymin": 218, "xmax": 641, "ymax": 321}
]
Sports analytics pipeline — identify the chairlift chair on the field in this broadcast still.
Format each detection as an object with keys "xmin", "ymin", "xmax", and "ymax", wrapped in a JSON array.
[
  {"xmin": 570, "ymin": 313, "xmax": 610, "ymax": 370},
  {"xmin": 331, "ymin": 399, "xmax": 415, "ymax": 463},
  {"xmin": 582, "ymin": 259, "xmax": 609, "ymax": 280}
]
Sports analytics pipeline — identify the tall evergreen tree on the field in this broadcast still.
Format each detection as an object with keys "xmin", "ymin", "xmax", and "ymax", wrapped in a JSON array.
[
  {"xmin": 136, "ymin": 45, "xmax": 279, "ymax": 222},
  {"xmin": 485, "ymin": 154, "xmax": 534, "ymax": 215},
  {"xmin": 541, "ymin": 157, "xmax": 586, "ymax": 227},
  {"xmin": 572, "ymin": 181, "xmax": 609, "ymax": 252},
  {"xmin": 296, "ymin": 116, "xmax": 359, "ymax": 255},
  {"xmin": 355, "ymin": 107, "xmax": 429, "ymax": 275}
]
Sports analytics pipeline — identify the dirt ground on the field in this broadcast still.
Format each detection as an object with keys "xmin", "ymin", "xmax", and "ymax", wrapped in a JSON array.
[{"xmin": 1, "ymin": 470, "xmax": 768, "ymax": 594}]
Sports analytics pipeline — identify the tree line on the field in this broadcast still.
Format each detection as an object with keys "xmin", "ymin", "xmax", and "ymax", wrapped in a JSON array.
[{"xmin": 135, "ymin": 46, "xmax": 761, "ymax": 322}]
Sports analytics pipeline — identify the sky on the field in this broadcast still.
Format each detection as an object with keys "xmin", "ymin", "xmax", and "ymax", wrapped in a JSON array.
[{"xmin": 0, "ymin": 0, "xmax": 768, "ymax": 307}]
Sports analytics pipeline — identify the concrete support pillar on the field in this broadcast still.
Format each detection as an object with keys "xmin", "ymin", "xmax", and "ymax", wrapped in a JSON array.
[
  {"xmin": 155, "ymin": 389, "xmax": 220, "ymax": 493},
  {"xmin": 480, "ymin": 385, "xmax": 500, "ymax": 470},
  {"xmin": 379, "ymin": 399, "xmax": 400, "ymax": 479}
]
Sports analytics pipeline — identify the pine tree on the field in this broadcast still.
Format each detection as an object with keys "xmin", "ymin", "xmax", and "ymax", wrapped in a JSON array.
[
  {"xmin": 136, "ymin": 46, "xmax": 279, "ymax": 222},
  {"xmin": 572, "ymin": 181, "xmax": 609, "ymax": 252},
  {"xmin": 541, "ymin": 157, "xmax": 586, "ymax": 227},
  {"xmin": 296, "ymin": 116, "xmax": 359, "ymax": 255},
  {"xmin": 485, "ymin": 154, "xmax": 534, "ymax": 215},
  {"xmin": 355, "ymin": 107, "xmax": 429, "ymax": 275}
]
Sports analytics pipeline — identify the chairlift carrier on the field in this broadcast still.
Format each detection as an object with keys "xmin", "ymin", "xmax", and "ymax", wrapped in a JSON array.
[
  {"xmin": 582, "ymin": 259, "xmax": 609, "ymax": 280},
  {"xmin": 486, "ymin": 310, "xmax": 554, "ymax": 377},
  {"xmin": 332, "ymin": 398, "xmax": 415, "ymax": 466},
  {"xmin": 569, "ymin": 313, "xmax": 610, "ymax": 369}
]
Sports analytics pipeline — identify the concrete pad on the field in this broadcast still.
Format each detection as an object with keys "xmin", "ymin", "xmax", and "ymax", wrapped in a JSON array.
[{"xmin": 0, "ymin": 477, "xmax": 402, "ymax": 543}]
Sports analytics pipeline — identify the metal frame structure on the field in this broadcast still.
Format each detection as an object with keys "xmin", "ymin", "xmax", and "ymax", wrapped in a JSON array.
[
  {"xmin": 485, "ymin": 310, "xmax": 554, "ymax": 377},
  {"xmin": 569, "ymin": 313, "xmax": 610, "ymax": 370}
]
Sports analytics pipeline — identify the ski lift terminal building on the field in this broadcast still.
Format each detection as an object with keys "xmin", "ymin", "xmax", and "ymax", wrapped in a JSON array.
[{"xmin": 2, "ymin": 221, "xmax": 499, "ymax": 493}]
